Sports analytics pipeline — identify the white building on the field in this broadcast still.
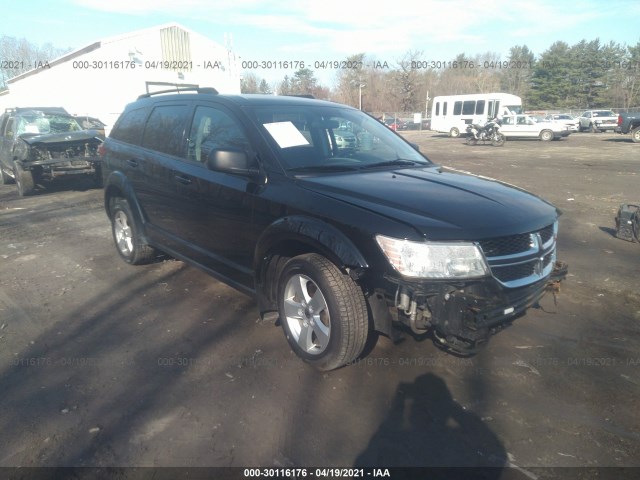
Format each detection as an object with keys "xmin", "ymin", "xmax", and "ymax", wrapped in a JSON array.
[{"xmin": 0, "ymin": 23, "xmax": 241, "ymax": 133}]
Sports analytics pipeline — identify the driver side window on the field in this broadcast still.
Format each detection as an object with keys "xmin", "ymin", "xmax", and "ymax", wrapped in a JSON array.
[{"xmin": 187, "ymin": 106, "xmax": 250, "ymax": 163}]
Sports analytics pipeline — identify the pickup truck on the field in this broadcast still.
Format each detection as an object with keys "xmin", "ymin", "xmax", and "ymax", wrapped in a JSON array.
[
  {"xmin": 500, "ymin": 114, "xmax": 570, "ymax": 141},
  {"xmin": 615, "ymin": 111, "xmax": 640, "ymax": 143}
]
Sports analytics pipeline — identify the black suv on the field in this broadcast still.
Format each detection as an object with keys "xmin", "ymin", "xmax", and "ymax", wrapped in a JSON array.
[
  {"xmin": 102, "ymin": 88, "xmax": 565, "ymax": 371},
  {"xmin": 0, "ymin": 107, "xmax": 103, "ymax": 195}
]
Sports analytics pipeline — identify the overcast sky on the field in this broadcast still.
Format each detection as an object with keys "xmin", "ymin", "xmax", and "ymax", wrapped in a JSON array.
[{"xmin": 2, "ymin": 0, "xmax": 639, "ymax": 86}]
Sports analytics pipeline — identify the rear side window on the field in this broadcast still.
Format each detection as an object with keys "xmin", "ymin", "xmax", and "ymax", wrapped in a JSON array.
[
  {"xmin": 462, "ymin": 100, "xmax": 475, "ymax": 115},
  {"xmin": 142, "ymin": 105, "xmax": 191, "ymax": 157},
  {"xmin": 110, "ymin": 107, "xmax": 148, "ymax": 145}
]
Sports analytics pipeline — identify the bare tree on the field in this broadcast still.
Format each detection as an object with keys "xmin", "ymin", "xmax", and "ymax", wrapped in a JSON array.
[{"xmin": 0, "ymin": 35, "xmax": 70, "ymax": 89}]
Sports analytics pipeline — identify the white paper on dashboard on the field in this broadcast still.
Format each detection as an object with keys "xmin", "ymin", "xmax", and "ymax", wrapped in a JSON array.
[{"xmin": 263, "ymin": 121, "xmax": 310, "ymax": 148}]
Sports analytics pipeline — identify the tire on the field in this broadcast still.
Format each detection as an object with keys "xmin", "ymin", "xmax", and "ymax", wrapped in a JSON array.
[
  {"xmin": 93, "ymin": 165, "xmax": 103, "ymax": 188},
  {"xmin": 449, "ymin": 127, "xmax": 460, "ymax": 138},
  {"xmin": 590, "ymin": 123, "xmax": 598, "ymax": 133},
  {"xmin": 110, "ymin": 198, "xmax": 156, "ymax": 265},
  {"xmin": 0, "ymin": 164, "xmax": 14, "ymax": 185},
  {"xmin": 278, "ymin": 253, "xmax": 368, "ymax": 371},
  {"xmin": 631, "ymin": 126, "xmax": 640, "ymax": 143},
  {"xmin": 466, "ymin": 136, "xmax": 477, "ymax": 146},
  {"xmin": 14, "ymin": 164, "xmax": 35, "ymax": 196},
  {"xmin": 540, "ymin": 130, "xmax": 554, "ymax": 142},
  {"xmin": 491, "ymin": 133, "xmax": 506, "ymax": 146}
]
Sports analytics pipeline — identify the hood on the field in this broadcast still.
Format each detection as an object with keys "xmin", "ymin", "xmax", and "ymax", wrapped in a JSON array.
[
  {"xmin": 20, "ymin": 130, "xmax": 102, "ymax": 147},
  {"xmin": 297, "ymin": 166, "xmax": 559, "ymax": 240}
]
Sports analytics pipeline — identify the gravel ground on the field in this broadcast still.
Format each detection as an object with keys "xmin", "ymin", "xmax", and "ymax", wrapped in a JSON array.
[{"xmin": 0, "ymin": 130, "xmax": 638, "ymax": 478}]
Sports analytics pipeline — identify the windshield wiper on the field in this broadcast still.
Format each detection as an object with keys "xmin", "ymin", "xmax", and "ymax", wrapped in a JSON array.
[
  {"xmin": 359, "ymin": 159, "xmax": 424, "ymax": 169},
  {"xmin": 288, "ymin": 164, "xmax": 360, "ymax": 173}
]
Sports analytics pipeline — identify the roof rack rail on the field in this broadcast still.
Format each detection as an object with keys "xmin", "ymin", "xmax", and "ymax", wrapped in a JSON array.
[
  {"xmin": 285, "ymin": 94, "xmax": 315, "ymax": 99},
  {"xmin": 137, "ymin": 87, "xmax": 219, "ymax": 99}
]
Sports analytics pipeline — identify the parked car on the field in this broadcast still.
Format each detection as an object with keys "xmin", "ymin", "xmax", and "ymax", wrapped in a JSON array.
[
  {"xmin": 102, "ymin": 88, "xmax": 566, "ymax": 371},
  {"xmin": 0, "ymin": 107, "xmax": 103, "ymax": 195},
  {"xmin": 615, "ymin": 111, "xmax": 640, "ymax": 143},
  {"xmin": 500, "ymin": 114, "xmax": 570, "ymax": 141},
  {"xmin": 578, "ymin": 110, "xmax": 618, "ymax": 132},
  {"xmin": 544, "ymin": 114, "xmax": 579, "ymax": 132},
  {"xmin": 333, "ymin": 127, "xmax": 358, "ymax": 150},
  {"xmin": 383, "ymin": 118, "xmax": 407, "ymax": 131},
  {"xmin": 74, "ymin": 115, "xmax": 107, "ymax": 138}
]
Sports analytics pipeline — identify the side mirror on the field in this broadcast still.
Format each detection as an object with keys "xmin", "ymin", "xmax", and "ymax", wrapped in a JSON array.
[
  {"xmin": 410, "ymin": 142, "xmax": 420, "ymax": 152},
  {"xmin": 206, "ymin": 150, "xmax": 260, "ymax": 178}
]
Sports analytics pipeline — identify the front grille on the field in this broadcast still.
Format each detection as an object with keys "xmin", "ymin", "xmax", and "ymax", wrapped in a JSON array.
[
  {"xmin": 478, "ymin": 234, "xmax": 533, "ymax": 257},
  {"xmin": 479, "ymin": 222, "xmax": 557, "ymax": 288},
  {"xmin": 493, "ymin": 262, "xmax": 536, "ymax": 283},
  {"xmin": 539, "ymin": 224, "xmax": 554, "ymax": 245}
]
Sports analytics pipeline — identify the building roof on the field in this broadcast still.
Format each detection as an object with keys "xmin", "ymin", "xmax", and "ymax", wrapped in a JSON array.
[{"xmin": 7, "ymin": 22, "xmax": 227, "ymax": 85}]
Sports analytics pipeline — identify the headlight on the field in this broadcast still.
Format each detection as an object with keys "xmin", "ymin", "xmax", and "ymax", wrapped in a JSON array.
[{"xmin": 375, "ymin": 235, "xmax": 489, "ymax": 279}]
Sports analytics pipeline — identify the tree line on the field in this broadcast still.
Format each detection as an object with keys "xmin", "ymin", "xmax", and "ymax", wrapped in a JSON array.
[
  {"xmin": 0, "ymin": 35, "xmax": 71, "ymax": 89},
  {"xmin": 242, "ymin": 38, "xmax": 640, "ymax": 113},
  {"xmin": 3, "ymin": 34, "xmax": 638, "ymax": 114}
]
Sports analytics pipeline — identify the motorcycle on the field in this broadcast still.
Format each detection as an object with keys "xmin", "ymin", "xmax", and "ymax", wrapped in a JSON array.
[{"xmin": 466, "ymin": 118, "xmax": 506, "ymax": 146}]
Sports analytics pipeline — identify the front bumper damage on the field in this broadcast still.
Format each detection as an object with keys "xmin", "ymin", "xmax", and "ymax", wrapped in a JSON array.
[
  {"xmin": 370, "ymin": 261, "xmax": 568, "ymax": 355},
  {"xmin": 22, "ymin": 156, "xmax": 101, "ymax": 177}
]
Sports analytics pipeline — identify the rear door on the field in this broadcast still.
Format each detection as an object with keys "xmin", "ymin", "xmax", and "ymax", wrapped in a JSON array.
[{"xmin": 134, "ymin": 102, "xmax": 194, "ymax": 251}]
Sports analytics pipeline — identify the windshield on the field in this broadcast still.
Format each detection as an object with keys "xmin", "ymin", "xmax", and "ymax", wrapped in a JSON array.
[
  {"xmin": 250, "ymin": 105, "xmax": 431, "ymax": 172},
  {"xmin": 593, "ymin": 111, "xmax": 616, "ymax": 117},
  {"xmin": 17, "ymin": 112, "xmax": 82, "ymax": 135}
]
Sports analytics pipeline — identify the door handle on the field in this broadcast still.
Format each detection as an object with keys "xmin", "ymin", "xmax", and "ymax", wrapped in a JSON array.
[
  {"xmin": 126, "ymin": 159, "xmax": 139, "ymax": 167},
  {"xmin": 174, "ymin": 174, "xmax": 192, "ymax": 185}
]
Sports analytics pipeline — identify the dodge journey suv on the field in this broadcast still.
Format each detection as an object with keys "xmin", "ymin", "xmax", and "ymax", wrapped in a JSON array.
[{"xmin": 102, "ymin": 87, "xmax": 565, "ymax": 370}]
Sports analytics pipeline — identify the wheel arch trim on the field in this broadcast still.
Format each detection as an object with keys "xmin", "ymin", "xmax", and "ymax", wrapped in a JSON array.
[
  {"xmin": 254, "ymin": 215, "xmax": 369, "ymax": 313},
  {"xmin": 103, "ymin": 171, "xmax": 147, "ymax": 233},
  {"xmin": 254, "ymin": 215, "xmax": 369, "ymax": 271}
]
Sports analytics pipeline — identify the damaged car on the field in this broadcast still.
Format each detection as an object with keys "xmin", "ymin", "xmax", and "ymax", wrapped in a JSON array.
[
  {"xmin": 102, "ymin": 90, "xmax": 567, "ymax": 371},
  {"xmin": 0, "ymin": 107, "xmax": 103, "ymax": 196}
]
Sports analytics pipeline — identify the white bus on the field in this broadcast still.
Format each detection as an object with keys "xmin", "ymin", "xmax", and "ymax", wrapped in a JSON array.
[{"xmin": 430, "ymin": 93, "xmax": 523, "ymax": 137}]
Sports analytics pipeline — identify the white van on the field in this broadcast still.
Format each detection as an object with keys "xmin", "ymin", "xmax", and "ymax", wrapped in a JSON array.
[{"xmin": 431, "ymin": 93, "xmax": 523, "ymax": 137}]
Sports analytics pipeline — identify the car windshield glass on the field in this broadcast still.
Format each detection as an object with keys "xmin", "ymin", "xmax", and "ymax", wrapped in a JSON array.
[
  {"xmin": 17, "ymin": 112, "xmax": 82, "ymax": 135},
  {"xmin": 593, "ymin": 111, "xmax": 616, "ymax": 117},
  {"xmin": 251, "ymin": 105, "xmax": 431, "ymax": 172}
]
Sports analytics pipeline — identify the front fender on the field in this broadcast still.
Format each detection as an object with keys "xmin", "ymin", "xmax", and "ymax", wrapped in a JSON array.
[
  {"xmin": 254, "ymin": 215, "xmax": 369, "ymax": 272},
  {"xmin": 254, "ymin": 215, "xmax": 369, "ymax": 314}
]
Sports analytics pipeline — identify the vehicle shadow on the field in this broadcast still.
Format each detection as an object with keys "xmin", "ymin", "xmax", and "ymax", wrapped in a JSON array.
[
  {"xmin": 602, "ymin": 137, "xmax": 635, "ymax": 143},
  {"xmin": 32, "ymin": 175, "xmax": 102, "ymax": 195},
  {"xmin": 599, "ymin": 226, "xmax": 619, "ymax": 238},
  {"xmin": 353, "ymin": 372, "xmax": 506, "ymax": 473}
]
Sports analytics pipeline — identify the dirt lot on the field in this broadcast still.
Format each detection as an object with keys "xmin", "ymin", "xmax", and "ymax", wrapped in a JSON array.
[{"xmin": 0, "ymin": 131, "xmax": 639, "ymax": 477}]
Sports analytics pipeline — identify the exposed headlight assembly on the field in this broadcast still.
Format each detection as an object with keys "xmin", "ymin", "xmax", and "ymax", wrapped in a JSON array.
[{"xmin": 375, "ymin": 235, "xmax": 489, "ymax": 279}]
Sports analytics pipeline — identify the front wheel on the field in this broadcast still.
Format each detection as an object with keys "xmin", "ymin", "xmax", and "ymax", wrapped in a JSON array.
[
  {"xmin": 0, "ymin": 164, "xmax": 14, "ymax": 185},
  {"xmin": 14, "ymin": 164, "xmax": 35, "ymax": 196},
  {"xmin": 278, "ymin": 253, "xmax": 368, "ymax": 371},
  {"xmin": 491, "ymin": 133, "xmax": 506, "ymax": 146},
  {"xmin": 540, "ymin": 130, "xmax": 554, "ymax": 141},
  {"xmin": 110, "ymin": 198, "xmax": 156, "ymax": 264}
]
